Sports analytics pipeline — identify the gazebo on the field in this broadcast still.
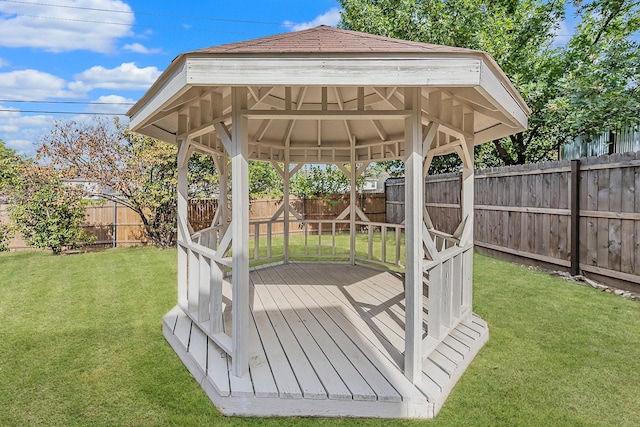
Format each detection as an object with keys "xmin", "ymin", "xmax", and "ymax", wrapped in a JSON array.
[{"xmin": 128, "ymin": 26, "xmax": 529, "ymax": 418}]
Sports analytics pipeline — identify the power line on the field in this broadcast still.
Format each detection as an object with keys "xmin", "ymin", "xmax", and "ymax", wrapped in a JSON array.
[
  {"xmin": 0, "ymin": 0, "xmax": 291, "ymax": 27},
  {"xmin": 0, "ymin": 12, "xmax": 258, "ymax": 34},
  {"xmin": 0, "ymin": 109, "xmax": 126, "ymax": 116},
  {"xmin": 0, "ymin": 99, "xmax": 135, "ymax": 105}
]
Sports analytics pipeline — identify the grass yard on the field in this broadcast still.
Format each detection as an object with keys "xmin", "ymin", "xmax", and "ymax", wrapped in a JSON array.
[{"xmin": 0, "ymin": 247, "xmax": 638, "ymax": 426}]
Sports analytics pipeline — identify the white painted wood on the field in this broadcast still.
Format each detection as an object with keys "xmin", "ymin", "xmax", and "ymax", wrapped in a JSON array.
[
  {"xmin": 188, "ymin": 250, "xmax": 200, "ymax": 315},
  {"xmin": 427, "ymin": 263, "xmax": 443, "ymax": 340},
  {"xmin": 283, "ymin": 157, "xmax": 291, "ymax": 263},
  {"xmin": 478, "ymin": 60, "xmax": 529, "ymax": 129},
  {"xmin": 250, "ymin": 279, "xmax": 303, "ymax": 399},
  {"xmin": 162, "ymin": 305, "xmax": 181, "ymax": 333},
  {"xmin": 244, "ymin": 109, "xmax": 410, "ymax": 120},
  {"xmin": 404, "ymin": 87, "xmax": 424, "ymax": 384},
  {"xmin": 132, "ymin": 25, "xmax": 531, "ymax": 417},
  {"xmin": 460, "ymin": 136, "xmax": 474, "ymax": 313},
  {"xmin": 128, "ymin": 60, "xmax": 188, "ymax": 133},
  {"xmin": 177, "ymin": 139, "xmax": 190, "ymax": 308},
  {"xmin": 349, "ymin": 146, "xmax": 357, "ymax": 265},
  {"xmin": 174, "ymin": 309, "xmax": 192, "ymax": 349},
  {"xmin": 452, "ymin": 253, "xmax": 462, "ymax": 320},
  {"xmin": 244, "ymin": 275, "xmax": 279, "ymax": 398},
  {"xmin": 207, "ymin": 338, "xmax": 231, "ymax": 397},
  {"xmin": 322, "ymin": 271, "xmax": 406, "ymax": 362},
  {"xmin": 230, "ymin": 87, "xmax": 250, "ymax": 377},
  {"xmin": 253, "ymin": 276, "xmax": 327, "ymax": 399},
  {"xmin": 177, "ymin": 244, "xmax": 188, "ymax": 309},
  {"xmin": 188, "ymin": 324, "xmax": 208, "ymax": 379},
  {"xmin": 210, "ymin": 261, "xmax": 224, "ymax": 334},
  {"xmin": 185, "ymin": 57, "xmax": 482, "ymax": 87},
  {"xmin": 427, "ymin": 350, "xmax": 457, "ymax": 376},
  {"xmin": 289, "ymin": 265, "xmax": 422, "ymax": 403},
  {"xmin": 257, "ymin": 267, "xmax": 353, "ymax": 400},
  {"xmin": 162, "ymin": 264, "xmax": 490, "ymax": 419},
  {"xmin": 272, "ymin": 269, "xmax": 376, "ymax": 401}
]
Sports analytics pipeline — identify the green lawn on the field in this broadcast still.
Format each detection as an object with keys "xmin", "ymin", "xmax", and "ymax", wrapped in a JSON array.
[{"xmin": 0, "ymin": 248, "xmax": 638, "ymax": 426}]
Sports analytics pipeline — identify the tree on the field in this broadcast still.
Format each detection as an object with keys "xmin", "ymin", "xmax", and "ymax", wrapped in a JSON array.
[
  {"xmin": 38, "ymin": 118, "xmax": 177, "ymax": 248},
  {"xmin": 1, "ymin": 138, "xmax": 19, "ymax": 251},
  {"xmin": 290, "ymin": 163, "xmax": 385, "ymax": 197},
  {"xmin": 248, "ymin": 161, "xmax": 283, "ymax": 197},
  {"xmin": 7, "ymin": 160, "xmax": 94, "ymax": 254},
  {"xmin": 552, "ymin": 0, "xmax": 640, "ymax": 143},
  {"xmin": 339, "ymin": 0, "xmax": 639, "ymax": 167},
  {"xmin": 39, "ymin": 117, "xmax": 224, "ymax": 248},
  {"xmin": 0, "ymin": 138, "xmax": 19, "ymax": 197}
]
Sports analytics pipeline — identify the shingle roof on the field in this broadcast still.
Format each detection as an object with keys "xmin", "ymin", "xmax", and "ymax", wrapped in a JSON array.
[{"xmin": 190, "ymin": 25, "xmax": 478, "ymax": 54}]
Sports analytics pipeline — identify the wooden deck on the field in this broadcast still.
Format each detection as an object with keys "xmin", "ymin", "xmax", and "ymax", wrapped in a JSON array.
[{"xmin": 162, "ymin": 263, "xmax": 488, "ymax": 418}]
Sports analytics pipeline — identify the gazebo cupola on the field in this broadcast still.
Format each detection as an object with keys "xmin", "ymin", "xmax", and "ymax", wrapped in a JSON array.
[{"xmin": 128, "ymin": 26, "xmax": 529, "ymax": 419}]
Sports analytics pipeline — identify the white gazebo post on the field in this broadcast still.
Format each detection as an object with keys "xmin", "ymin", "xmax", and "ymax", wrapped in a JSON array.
[
  {"xmin": 176, "ymin": 137, "xmax": 190, "ymax": 310},
  {"xmin": 230, "ymin": 87, "xmax": 249, "ymax": 377},
  {"xmin": 459, "ymin": 135, "xmax": 475, "ymax": 318},
  {"xmin": 403, "ymin": 87, "xmax": 424, "ymax": 383}
]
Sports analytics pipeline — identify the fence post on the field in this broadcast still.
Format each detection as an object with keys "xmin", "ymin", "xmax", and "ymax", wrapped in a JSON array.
[
  {"xmin": 112, "ymin": 200, "xmax": 117, "ymax": 248},
  {"xmin": 570, "ymin": 159, "xmax": 581, "ymax": 276}
]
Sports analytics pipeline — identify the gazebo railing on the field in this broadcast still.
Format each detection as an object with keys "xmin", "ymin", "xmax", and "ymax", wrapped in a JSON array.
[
  {"xmin": 179, "ymin": 227, "xmax": 233, "ymax": 358},
  {"xmin": 246, "ymin": 218, "xmax": 406, "ymax": 269},
  {"xmin": 184, "ymin": 215, "xmax": 469, "ymax": 362},
  {"xmin": 354, "ymin": 221, "xmax": 405, "ymax": 268},
  {"xmin": 421, "ymin": 242, "xmax": 473, "ymax": 359}
]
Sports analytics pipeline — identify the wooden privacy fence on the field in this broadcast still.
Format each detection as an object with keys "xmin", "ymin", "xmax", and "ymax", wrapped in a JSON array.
[
  {"xmin": 0, "ymin": 201, "xmax": 151, "ymax": 250},
  {"xmin": 388, "ymin": 152, "xmax": 640, "ymax": 291},
  {"xmin": 1, "ymin": 194, "xmax": 386, "ymax": 250}
]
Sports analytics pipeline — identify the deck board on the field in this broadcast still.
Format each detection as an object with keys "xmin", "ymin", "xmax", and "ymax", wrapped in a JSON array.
[
  {"xmin": 163, "ymin": 263, "xmax": 489, "ymax": 418},
  {"xmin": 254, "ymin": 267, "xmax": 328, "ymax": 400}
]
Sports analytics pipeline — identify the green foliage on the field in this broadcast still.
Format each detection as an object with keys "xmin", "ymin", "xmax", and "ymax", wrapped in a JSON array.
[
  {"xmin": 188, "ymin": 154, "xmax": 220, "ymax": 198},
  {"xmin": 248, "ymin": 161, "xmax": 283, "ymax": 197},
  {"xmin": 7, "ymin": 161, "xmax": 94, "ymax": 254},
  {"xmin": 553, "ymin": 0, "xmax": 640, "ymax": 140},
  {"xmin": 38, "ymin": 118, "xmax": 219, "ymax": 248},
  {"xmin": 340, "ymin": 0, "xmax": 640, "ymax": 167},
  {"xmin": 0, "ymin": 222, "xmax": 10, "ymax": 252},
  {"xmin": 290, "ymin": 164, "xmax": 350, "ymax": 196},
  {"xmin": 289, "ymin": 163, "xmax": 385, "ymax": 197},
  {"xmin": 0, "ymin": 138, "xmax": 20, "ymax": 197}
]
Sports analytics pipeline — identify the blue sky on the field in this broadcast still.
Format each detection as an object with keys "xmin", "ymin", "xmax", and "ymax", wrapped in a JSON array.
[{"xmin": 0, "ymin": 0, "xmax": 341, "ymax": 154}]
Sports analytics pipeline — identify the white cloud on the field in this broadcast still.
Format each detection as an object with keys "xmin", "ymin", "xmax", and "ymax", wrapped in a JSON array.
[
  {"xmin": 284, "ymin": 7, "xmax": 342, "ymax": 32},
  {"xmin": 71, "ymin": 62, "xmax": 162, "ymax": 91},
  {"xmin": 86, "ymin": 95, "xmax": 135, "ymax": 115},
  {"xmin": 0, "ymin": 0, "xmax": 134, "ymax": 53},
  {"xmin": 553, "ymin": 19, "xmax": 573, "ymax": 46},
  {"xmin": 123, "ymin": 43, "xmax": 162, "ymax": 54},
  {"xmin": 6, "ymin": 139, "xmax": 34, "ymax": 150},
  {"xmin": 0, "ymin": 106, "xmax": 53, "ymax": 154},
  {"xmin": 0, "ymin": 58, "xmax": 9, "ymax": 68},
  {"xmin": 0, "ymin": 69, "xmax": 81, "ymax": 100}
]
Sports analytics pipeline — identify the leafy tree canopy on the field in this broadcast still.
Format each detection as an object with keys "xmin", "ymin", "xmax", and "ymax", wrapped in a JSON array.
[
  {"xmin": 38, "ymin": 118, "xmax": 217, "ymax": 248},
  {"xmin": 7, "ymin": 160, "xmax": 94, "ymax": 254},
  {"xmin": 340, "ymin": 0, "xmax": 640, "ymax": 169}
]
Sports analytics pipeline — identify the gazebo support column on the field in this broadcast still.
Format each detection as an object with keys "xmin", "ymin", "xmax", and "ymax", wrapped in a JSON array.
[
  {"xmin": 176, "ymin": 138, "xmax": 190, "ymax": 309},
  {"xmin": 283, "ymin": 156, "xmax": 290, "ymax": 264},
  {"xmin": 459, "ymin": 136, "xmax": 475, "ymax": 319},
  {"xmin": 403, "ymin": 87, "xmax": 424, "ymax": 383},
  {"xmin": 349, "ymin": 139, "xmax": 357, "ymax": 265},
  {"xmin": 230, "ymin": 87, "xmax": 249, "ymax": 377}
]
